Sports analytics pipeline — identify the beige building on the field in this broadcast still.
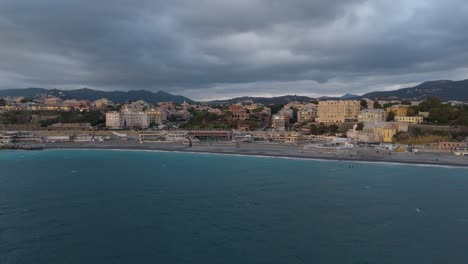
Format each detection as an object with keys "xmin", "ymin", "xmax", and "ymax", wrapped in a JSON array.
[
  {"xmin": 228, "ymin": 105, "xmax": 250, "ymax": 121},
  {"xmin": 106, "ymin": 111, "xmax": 124, "ymax": 129},
  {"xmin": 122, "ymin": 109, "xmax": 149, "ymax": 128},
  {"xmin": 297, "ymin": 107, "xmax": 317, "ymax": 123},
  {"xmin": 272, "ymin": 114, "xmax": 286, "ymax": 131},
  {"xmin": 147, "ymin": 108, "xmax": 166, "ymax": 125},
  {"xmin": 386, "ymin": 105, "xmax": 409, "ymax": 117},
  {"xmin": 106, "ymin": 109, "xmax": 149, "ymax": 129},
  {"xmin": 93, "ymin": 98, "xmax": 114, "ymax": 108},
  {"xmin": 316, "ymin": 100, "xmax": 360, "ymax": 124},
  {"xmin": 347, "ymin": 122, "xmax": 407, "ymax": 143},
  {"xmin": 394, "ymin": 116, "xmax": 423, "ymax": 124},
  {"xmin": 44, "ymin": 97, "xmax": 63, "ymax": 106},
  {"xmin": 358, "ymin": 109, "xmax": 387, "ymax": 123}
]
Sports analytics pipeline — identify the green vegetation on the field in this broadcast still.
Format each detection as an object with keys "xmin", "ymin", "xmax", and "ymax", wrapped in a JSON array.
[
  {"xmin": 360, "ymin": 100, "xmax": 368, "ymax": 109},
  {"xmin": 269, "ymin": 104, "xmax": 284, "ymax": 115},
  {"xmin": 386, "ymin": 111, "xmax": 395, "ymax": 121},
  {"xmin": 180, "ymin": 111, "xmax": 231, "ymax": 129},
  {"xmin": 0, "ymin": 110, "xmax": 105, "ymax": 126},
  {"xmin": 412, "ymin": 96, "xmax": 468, "ymax": 126},
  {"xmin": 373, "ymin": 101, "xmax": 383, "ymax": 109},
  {"xmin": 20, "ymin": 98, "xmax": 34, "ymax": 103},
  {"xmin": 401, "ymin": 99, "xmax": 412, "ymax": 105},
  {"xmin": 0, "ymin": 98, "xmax": 6, "ymax": 106},
  {"xmin": 383, "ymin": 102, "xmax": 399, "ymax": 108},
  {"xmin": 0, "ymin": 111, "xmax": 33, "ymax": 124},
  {"xmin": 310, "ymin": 123, "xmax": 339, "ymax": 135}
]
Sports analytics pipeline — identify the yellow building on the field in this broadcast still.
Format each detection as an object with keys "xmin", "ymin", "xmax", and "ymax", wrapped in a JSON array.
[
  {"xmin": 394, "ymin": 116, "xmax": 423, "ymax": 124},
  {"xmin": 316, "ymin": 100, "xmax": 360, "ymax": 124},
  {"xmin": 386, "ymin": 105, "xmax": 409, "ymax": 117},
  {"xmin": 381, "ymin": 127, "xmax": 397, "ymax": 143}
]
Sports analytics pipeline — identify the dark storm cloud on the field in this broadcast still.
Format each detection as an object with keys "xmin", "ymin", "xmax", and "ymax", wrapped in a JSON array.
[{"xmin": 0, "ymin": 0, "xmax": 468, "ymax": 99}]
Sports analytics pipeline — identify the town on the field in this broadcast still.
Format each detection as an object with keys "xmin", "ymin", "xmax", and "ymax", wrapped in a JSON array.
[{"xmin": 1, "ymin": 93, "xmax": 468, "ymax": 158}]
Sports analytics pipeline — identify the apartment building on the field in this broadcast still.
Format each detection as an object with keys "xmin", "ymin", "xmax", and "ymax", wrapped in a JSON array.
[
  {"xmin": 316, "ymin": 100, "xmax": 360, "ymax": 124},
  {"xmin": 106, "ymin": 111, "xmax": 124, "ymax": 129},
  {"xmin": 147, "ymin": 108, "xmax": 166, "ymax": 125},
  {"xmin": 272, "ymin": 114, "xmax": 286, "ymax": 131},
  {"xmin": 297, "ymin": 107, "xmax": 317, "ymax": 123},
  {"xmin": 358, "ymin": 109, "xmax": 387, "ymax": 123},
  {"xmin": 394, "ymin": 116, "xmax": 423, "ymax": 124},
  {"xmin": 106, "ymin": 109, "xmax": 149, "ymax": 129},
  {"xmin": 386, "ymin": 105, "xmax": 409, "ymax": 117},
  {"xmin": 228, "ymin": 105, "xmax": 250, "ymax": 121}
]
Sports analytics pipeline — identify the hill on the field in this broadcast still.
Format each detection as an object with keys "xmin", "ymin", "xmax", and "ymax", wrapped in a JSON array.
[
  {"xmin": 206, "ymin": 95, "xmax": 316, "ymax": 105},
  {"xmin": 0, "ymin": 88, "xmax": 195, "ymax": 104},
  {"xmin": 361, "ymin": 80, "xmax": 468, "ymax": 101}
]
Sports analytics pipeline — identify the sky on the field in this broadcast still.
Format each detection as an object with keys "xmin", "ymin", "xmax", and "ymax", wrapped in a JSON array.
[{"xmin": 0, "ymin": 0, "xmax": 468, "ymax": 100}]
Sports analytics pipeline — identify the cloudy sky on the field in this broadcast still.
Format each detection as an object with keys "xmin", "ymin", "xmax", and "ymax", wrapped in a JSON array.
[{"xmin": 0, "ymin": 0, "xmax": 468, "ymax": 100}]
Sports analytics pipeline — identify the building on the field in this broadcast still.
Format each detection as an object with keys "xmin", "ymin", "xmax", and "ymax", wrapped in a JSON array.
[
  {"xmin": 316, "ymin": 100, "xmax": 360, "ymax": 124},
  {"xmin": 394, "ymin": 116, "xmax": 423, "ymax": 124},
  {"xmin": 358, "ymin": 109, "xmax": 387, "ymax": 123},
  {"xmin": 439, "ymin": 141, "xmax": 468, "ymax": 150},
  {"xmin": 147, "ymin": 108, "xmax": 166, "ymax": 125},
  {"xmin": 122, "ymin": 109, "xmax": 149, "ymax": 129},
  {"xmin": 228, "ymin": 105, "xmax": 249, "ymax": 121},
  {"xmin": 92, "ymin": 98, "xmax": 114, "ymax": 108},
  {"xmin": 44, "ymin": 97, "xmax": 63, "ymax": 106},
  {"xmin": 272, "ymin": 114, "xmax": 286, "ymax": 131},
  {"xmin": 157, "ymin": 101, "xmax": 174, "ymax": 110},
  {"xmin": 297, "ymin": 107, "xmax": 317, "ymax": 123},
  {"xmin": 106, "ymin": 109, "xmax": 150, "ymax": 129},
  {"xmin": 386, "ymin": 105, "xmax": 409, "ymax": 117},
  {"xmin": 125, "ymin": 100, "xmax": 151, "ymax": 111},
  {"xmin": 347, "ymin": 122, "xmax": 406, "ymax": 143},
  {"xmin": 106, "ymin": 111, "xmax": 124, "ymax": 129}
]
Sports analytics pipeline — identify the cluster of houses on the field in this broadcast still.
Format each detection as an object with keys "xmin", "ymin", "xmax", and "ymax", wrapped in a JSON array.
[
  {"xmin": 0, "ymin": 96, "xmax": 115, "ymax": 111},
  {"xmin": 106, "ymin": 100, "xmax": 191, "ymax": 129}
]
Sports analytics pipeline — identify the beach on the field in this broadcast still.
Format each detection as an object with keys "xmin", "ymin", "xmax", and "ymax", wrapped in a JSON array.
[{"xmin": 41, "ymin": 141, "xmax": 468, "ymax": 167}]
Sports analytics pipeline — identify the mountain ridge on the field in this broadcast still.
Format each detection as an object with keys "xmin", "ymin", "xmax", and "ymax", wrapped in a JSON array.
[{"xmin": 0, "ymin": 88, "xmax": 195, "ymax": 104}]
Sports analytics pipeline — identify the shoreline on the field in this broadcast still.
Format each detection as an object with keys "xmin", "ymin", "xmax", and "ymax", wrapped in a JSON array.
[{"xmin": 36, "ymin": 142, "xmax": 468, "ymax": 168}]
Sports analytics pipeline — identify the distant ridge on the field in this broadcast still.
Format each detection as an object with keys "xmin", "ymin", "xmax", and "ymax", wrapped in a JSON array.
[
  {"xmin": 1, "ymin": 79, "xmax": 468, "ymax": 104},
  {"xmin": 0, "ymin": 88, "xmax": 195, "ymax": 104},
  {"xmin": 206, "ymin": 95, "xmax": 315, "ymax": 105},
  {"xmin": 361, "ymin": 80, "xmax": 468, "ymax": 101}
]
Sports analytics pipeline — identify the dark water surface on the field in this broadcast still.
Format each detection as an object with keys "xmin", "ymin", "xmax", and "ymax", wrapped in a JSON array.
[{"xmin": 1, "ymin": 150, "xmax": 468, "ymax": 264}]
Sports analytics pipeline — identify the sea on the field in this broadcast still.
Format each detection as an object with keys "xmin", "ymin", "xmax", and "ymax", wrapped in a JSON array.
[{"xmin": 1, "ymin": 149, "xmax": 468, "ymax": 264}]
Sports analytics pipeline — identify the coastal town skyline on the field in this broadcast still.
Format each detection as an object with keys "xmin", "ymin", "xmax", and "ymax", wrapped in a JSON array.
[{"xmin": 1, "ymin": 0, "xmax": 468, "ymax": 100}]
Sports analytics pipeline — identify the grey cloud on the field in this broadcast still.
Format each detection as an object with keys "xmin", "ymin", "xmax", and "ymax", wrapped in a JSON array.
[{"xmin": 0, "ymin": 0, "xmax": 467, "ymax": 100}]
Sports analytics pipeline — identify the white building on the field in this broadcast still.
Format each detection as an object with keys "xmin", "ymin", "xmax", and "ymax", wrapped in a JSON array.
[
  {"xmin": 106, "ymin": 109, "xmax": 149, "ymax": 129},
  {"xmin": 122, "ymin": 109, "xmax": 149, "ymax": 129}
]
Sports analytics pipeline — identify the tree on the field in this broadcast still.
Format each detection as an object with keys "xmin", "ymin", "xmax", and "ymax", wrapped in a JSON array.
[
  {"xmin": 356, "ymin": 122, "xmax": 364, "ymax": 131},
  {"xmin": 329, "ymin": 124, "xmax": 339, "ymax": 134},
  {"xmin": 418, "ymin": 96, "xmax": 441, "ymax": 112},
  {"xmin": 269, "ymin": 104, "xmax": 284, "ymax": 115},
  {"xmin": 387, "ymin": 111, "xmax": 395, "ymax": 121},
  {"xmin": 20, "ymin": 98, "xmax": 34, "ymax": 103},
  {"xmin": 383, "ymin": 102, "xmax": 398, "ymax": 109},
  {"xmin": 0, "ymin": 98, "xmax": 5, "ymax": 106},
  {"xmin": 373, "ymin": 101, "xmax": 383, "ymax": 109},
  {"xmin": 360, "ymin": 100, "xmax": 368, "ymax": 109},
  {"xmin": 401, "ymin": 99, "xmax": 412, "ymax": 105}
]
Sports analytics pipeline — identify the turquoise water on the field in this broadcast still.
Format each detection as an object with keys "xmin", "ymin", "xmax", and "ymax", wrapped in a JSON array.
[{"xmin": 1, "ymin": 150, "xmax": 468, "ymax": 264}]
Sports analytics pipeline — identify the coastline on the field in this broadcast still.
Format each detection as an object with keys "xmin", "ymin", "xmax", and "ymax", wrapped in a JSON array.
[{"xmin": 37, "ymin": 141, "xmax": 468, "ymax": 168}]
